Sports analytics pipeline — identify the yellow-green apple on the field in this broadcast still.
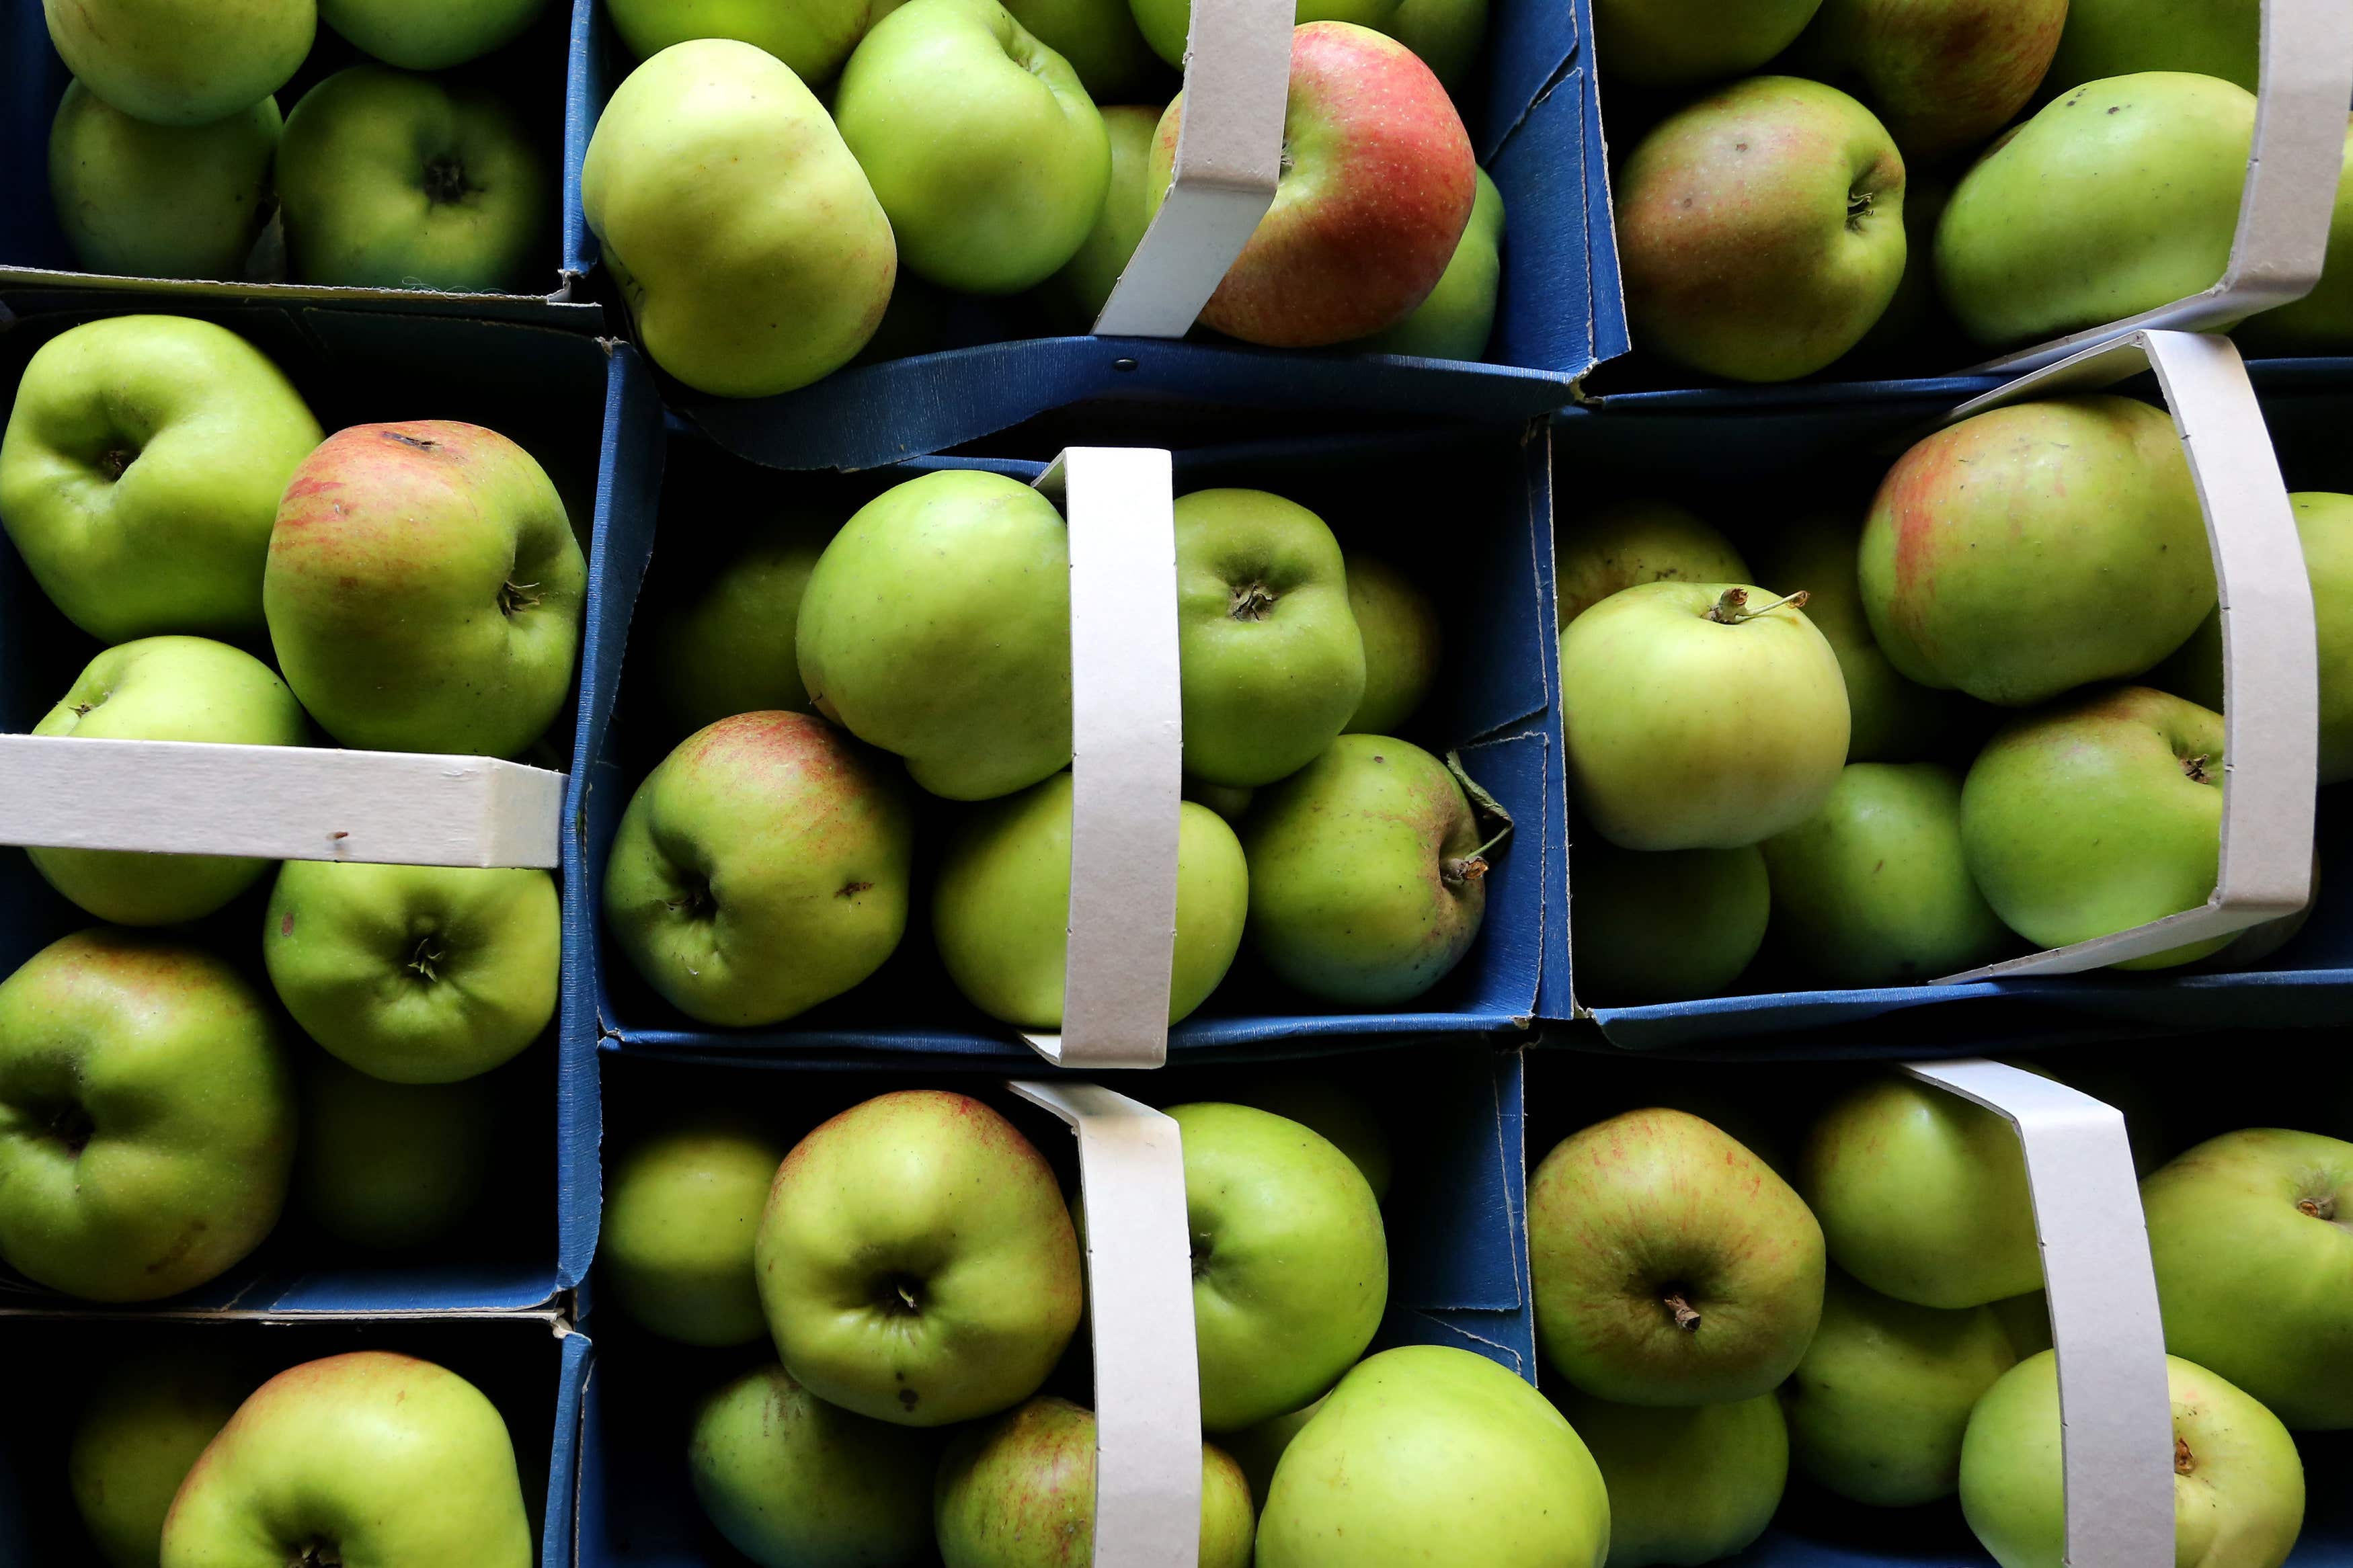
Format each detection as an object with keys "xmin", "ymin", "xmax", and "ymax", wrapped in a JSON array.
[
  {"xmin": 0, "ymin": 315, "xmax": 320, "ymax": 643},
  {"xmin": 1959, "ymin": 1352, "xmax": 2304, "ymax": 1568},
  {"xmin": 1556, "ymin": 499, "xmax": 1749, "ymax": 630},
  {"xmin": 48, "ymin": 85, "xmax": 280, "ymax": 280},
  {"xmin": 756, "ymin": 1091, "xmax": 1082, "ymax": 1426},
  {"xmin": 835, "ymin": 0, "xmax": 1110, "ymax": 294},
  {"xmin": 602, "ymin": 1118, "xmax": 787, "ymax": 1346},
  {"xmin": 604, "ymin": 711, "xmax": 914, "ymax": 1026},
  {"xmin": 797, "ymin": 470, "xmax": 1073, "ymax": 800},
  {"xmin": 1257, "ymin": 1346, "xmax": 1610, "ymax": 1568},
  {"xmin": 1989, "ymin": 1290, "xmax": 2053, "ymax": 1358},
  {"xmin": 1002, "ymin": 0, "xmax": 1162, "ymax": 100},
  {"xmin": 1837, "ymin": 165, "xmax": 1959, "ymax": 366},
  {"xmin": 583, "ymin": 39, "xmax": 896, "ymax": 397},
  {"xmin": 2141, "ymin": 1129, "xmax": 2353, "ymax": 1430},
  {"xmin": 1937, "ymin": 74, "xmax": 2255, "ymax": 347},
  {"xmin": 276, "ymin": 67, "xmax": 551, "ymax": 292},
  {"xmin": 650, "ymin": 504, "xmax": 837, "ymax": 737},
  {"xmin": 26, "ymin": 636, "xmax": 309, "ymax": 927},
  {"xmin": 265, "ymin": 419, "xmax": 585, "ymax": 757},
  {"xmin": 1782, "ymin": 1268, "xmax": 2016, "ymax": 1505},
  {"xmin": 1034, "ymin": 104, "xmax": 1162, "ymax": 329},
  {"xmin": 1785, "ymin": 0, "xmax": 2065, "ymax": 163},
  {"xmin": 1531, "ymin": 1108, "xmax": 1825, "ymax": 1404},
  {"xmin": 1161, "ymin": 1102, "xmax": 1386, "ymax": 1431},
  {"xmin": 932, "ymin": 772, "xmax": 1248, "ymax": 1027},
  {"xmin": 263, "ymin": 862, "xmax": 559, "ymax": 1083},
  {"xmin": 1184, "ymin": 777, "xmax": 1254, "ymax": 823},
  {"xmin": 1224, "ymin": 1075, "xmax": 1392, "ymax": 1199},
  {"xmin": 2155, "ymin": 493, "xmax": 2353, "ymax": 783},
  {"xmin": 1174, "ymin": 488, "xmax": 1365, "ymax": 786},
  {"xmin": 605, "ymin": 0, "xmax": 874, "ymax": 83},
  {"xmin": 71, "ymin": 1351, "xmax": 251, "ymax": 1568},
  {"xmin": 1593, "ymin": 0, "xmax": 1820, "ymax": 85},
  {"xmin": 1239, "ymin": 735, "xmax": 1490, "ymax": 1005},
  {"xmin": 323, "ymin": 0, "xmax": 553, "ymax": 68},
  {"xmin": 294, "ymin": 1053, "xmax": 496, "ymax": 1249},
  {"xmin": 1798, "ymin": 1073, "xmax": 2040, "ymax": 1308},
  {"xmin": 1553, "ymin": 1389, "xmax": 1787, "ymax": 1567},
  {"xmin": 160, "ymin": 1352, "xmax": 532, "ymax": 1568},
  {"xmin": 1859, "ymin": 396, "xmax": 2211, "ymax": 706},
  {"xmin": 1759, "ymin": 762, "xmax": 2009, "ymax": 985},
  {"xmin": 43, "ymin": 0, "xmax": 313, "ymax": 127},
  {"xmin": 1570, "ymin": 839, "xmax": 1769, "ymax": 1005},
  {"xmin": 1561, "ymin": 581, "xmax": 1849, "ymax": 850},
  {"xmin": 1148, "ymin": 23, "xmax": 1475, "ymax": 347},
  {"xmin": 2237, "ymin": 122, "xmax": 2353, "ymax": 353},
  {"xmin": 1617, "ymin": 76, "xmax": 1906, "ymax": 381},
  {"xmin": 934, "ymin": 1397, "xmax": 1255, "ymax": 1568},
  {"xmin": 0, "ymin": 928, "xmax": 294, "ymax": 1301},
  {"xmin": 1341, "ymin": 550, "xmax": 1441, "ymax": 735},
  {"xmin": 690, "ymin": 1362, "xmax": 942, "ymax": 1568},
  {"xmin": 1357, "ymin": 169, "xmax": 1505, "ymax": 360},
  {"xmin": 1222, "ymin": 1395, "xmax": 1327, "ymax": 1508},
  {"xmin": 2044, "ymin": 0, "xmax": 2258, "ymax": 95},
  {"xmin": 1962, "ymin": 686, "xmax": 2231, "ymax": 968}
]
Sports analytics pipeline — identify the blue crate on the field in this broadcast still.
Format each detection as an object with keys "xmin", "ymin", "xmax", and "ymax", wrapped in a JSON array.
[
  {"xmin": 0, "ymin": 1313, "xmax": 588, "ymax": 1568},
  {"xmin": 567, "ymin": 411, "xmax": 1560, "ymax": 1065},
  {"xmin": 1538, "ymin": 361, "xmax": 2353, "ymax": 1052},
  {"xmin": 0, "ymin": 1, "xmax": 599, "ymax": 323},
  {"xmin": 568, "ymin": 0, "xmax": 1625, "ymax": 468},
  {"xmin": 571, "ymin": 1040, "xmax": 1531, "ymax": 1567},
  {"xmin": 0, "ymin": 298, "xmax": 630, "ymax": 1309}
]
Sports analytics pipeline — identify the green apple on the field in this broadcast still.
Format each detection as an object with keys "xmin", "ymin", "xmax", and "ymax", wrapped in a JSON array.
[
  {"xmin": 71, "ymin": 1351, "xmax": 251, "ymax": 1568},
  {"xmin": 1989, "ymin": 1290, "xmax": 2053, "ymax": 1359},
  {"xmin": 606, "ymin": 0, "xmax": 874, "ymax": 83},
  {"xmin": 1837, "ymin": 165, "xmax": 1958, "ymax": 366},
  {"xmin": 1799, "ymin": 1072, "xmax": 2040, "ymax": 1308},
  {"xmin": 1554, "ymin": 1389, "xmax": 1786, "ymax": 1568},
  {"xmin": 602, "ymin": 1118, "xmax": 787, "ymax": 1346},
  {"xmin": 1556, "ymin": 499, "xmax": 1750, "ymax": 630},
  {"xmin": 756, "ymin": 1090, "xmax": 1083, "ymax": 1427},
  {"xmin": 1125, "ymin": 0, "xmax": 1394, "ymax": 73},
  {"xmin": 43, "ymin": 0, "xmax": 314, "ymax": 127},
  {"xmin": 1257, "ymin": 1345, "xmax": 1610, "ymax": 1568},
  {"xmin": 2142, "ymin": 1129, "xmax": 2353, "ymax": 1430},
  {"xmin": 1593, "ymin": 0, "xmax": 1820, "ymax": 85},
  {"xmin": 25, "ymin": 636, "xmax": 309, "ymax": 927},
  {"xmin": 1962, "ymin": 686, "xmax": 2231, "ymax": 968},
  {"xmin": 2155, "ymin": 493, "xmax": 2353, "ymax": 784},
  {"xmin": 689, "ymin": 1361, "xmax": 941, "ymax": 1568},
  {"xmin": 1002, "ymin": 0, "xmax": 1162, "ymax": 101},
  {"xmin": 932, "ymin": 772, "xmax": 1248, "ymax": 1028},
  {"xmin": 1222, "ymin": 1395, "xmax": 1326, "ymax": 1509},
  {"xmin": 1239, "ymin": 735, "xmax": 1490, "ymax": 1005},
  {"xmin": 1184, "ymin": 777, "xmax": 1255, "ymax": 823},
  {"xmin": 1175, "ymin": 488, "xmax": 1365, "ymax": 787},
  {"xmin": 603, "ymin": 711, "xmax": 914, "ymax": 1026},
  {"xmin": 1341, "ymin": 550, "xmax": 1442, "ymax": 735},
  {"xmin": 1759, "ymin": 762, "xmax": 2009, "ymax": 985},
  {"xmin": 1530, "ymin": 1108, "xmax": 1825, "ymax": 1404},
  {"xmin": 1562, "ymin": 581, "xmax": 1849, "ymax": 850},
  {"xmin": 323, "ymin": 0, "xmax": 552, "ymax": 67},
  {"xmin": 798, "ymin": 470, "xmax": 1074, "ymax": 800},
  {"xmin": 265, "ymin": 419, "xmax": 584, "ymax": 757},
  {"xmin": 835, "ymin": 0, "xmax": 1110, "ymax": 294},
  {"xmin": 934, "ymin": 1397, "xmax": 1255, "ymax": 1568},
  {"xmin": 1959, "ymin": 1352, "xmax": 2304, "ymax": 1568},
  {"xmin": 1166, "ymin": 1102, "xmax": 1387, "ymax": 1431},
  {"xmin": 48, "ymin": 84, "xmax": 280, "ymax": 281},
  {"xmin": 161, "ymin": 1352, "xmax": 532, "ymax": 1568},
  {"xmin": 276, "ymin": 67, "xmax": 551, "ymax": 292},
  {"xmin": 2239, "ymin": 124, "xmax": 2353, "ymax": 352},
  {"xmin": 1937, "ymin": 74, "xmax": 2255, "ymax": 347},
  {"xmin": 1388, "ymin": 0, "xmax": 1486, "ymax": 89},
  {"xmin": 0, "ymin": 928, "xmax": 294, "ymax": 1301},
  {"xmin": 2044, "ymin": 0, "xmax": 2258, "ymax": 95},
  {"xmin": 584, "ymin": 39, "xmax": 895, "ymax": 398},
  {"xmin": 1224, "ymin": 1076, "xmax": 1392, "ymax": 1199},
  {"xmin": 263, "ymin": 862, "xmax": 559, "ymax": 1084},
  {"xmin": 0, "ymin": 315, "xmax": 321, "ymax": 643},
  {"xmin": 294, "ymin": 1052, "xmax": 495, "ymax": 1249},
  {"xmin": 1782, "ymin": 1268, "xmax": 2016, "ymax": 1506},
  {"xmin": 650, "ymin": 505, "xmax": 838, "ymax": 737},
  {"xmin": 1034, "ymin": 104, "xmax": 1162, "ymax": 330},
  {"xmin": 1616, "ymin": 77, "xmax": 1905, "ymax": 380},
  {"xmin": 1749, "ymin": 509, "xmax": 1952, "ymax": 761},
  {"xmin": 1860, "ymin": 395, "xmax": 2210, "ymax": 707},
  {"xmin": 1787, "ymin": 0, "xmax": 2065, "ymax": 163},
  {"xmin": 1355, "ymin": 169, "xmax": 1505, "ymax": 361},
  {"xmin": 1572, "ymin": 839, "xmax": 1768, "ymax": 1005}
]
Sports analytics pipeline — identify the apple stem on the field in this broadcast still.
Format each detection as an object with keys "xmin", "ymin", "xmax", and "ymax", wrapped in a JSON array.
[
  {"xmin": 1705, "ymin": 587, "xmax": 1810, "ymax": 626},
  {"xmin": 2299, "ymin": 1196, "xmax": 2338, "ymax": 1221},
  {"xmin": 2182, "ymin": 753, "xmax": 2215, "ymax": 784},
  {"xmin": 1663, "ymin": 1290, "xmax": 1702, "ymax": 1332},
  {"xmin": 1443, "ymin": 824, "xmax": 1513, "ymax": 887},
  {"xmin": 1228, "ymin": 581, "xmax": 1279, "ymax": 621},
  {"xmin": 2175, "ymin": 1437, "xmax": 2196, "ymax": 1477}
]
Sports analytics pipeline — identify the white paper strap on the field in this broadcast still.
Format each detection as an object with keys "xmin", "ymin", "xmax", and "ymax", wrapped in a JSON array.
[
  {"xmin": 1935, "ymin": 329, "xmax": 2315, "ymax": 981},
  {"xmin": 0, "ymin": 735, "xmax": 563, "ymax": 868},
  {"xmin": 1090, "ymin": 0, "xmax": 1291, "ymax": 337},
  {"xmin": 1905, "ymin": 1060, "xmax": 2174, "ymax": 1568},
  {"xmin": 1022, "ymin": 450, "xmax": 1184, "ymax": 1069},
  {"xmin": 1006, "ymin": 1081, "xmax": 1203, "ymax": 1568}
]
